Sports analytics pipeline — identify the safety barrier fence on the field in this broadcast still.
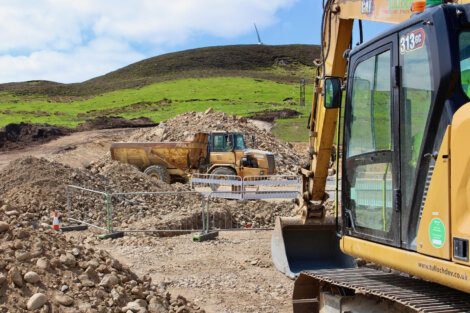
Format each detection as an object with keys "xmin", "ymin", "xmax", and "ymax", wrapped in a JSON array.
[
  {"xmin": 190, "ymin": 174, "xmax": 301, "ymax": 200},
  {"xmin": 64, "ymin": 174, "xmax": 301, "ymax": 237},
  {"xmin": 65, "ymin": 185, "xmax": 111, "ymax": 233}
]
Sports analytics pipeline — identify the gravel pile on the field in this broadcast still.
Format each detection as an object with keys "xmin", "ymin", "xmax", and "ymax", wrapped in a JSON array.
[
  {"xmin": 129, "ymin": 110, "xmax": 307, "ymax": 174},
  {"xmin": 0, "ymin": 157, "xmax": 294, "ymax": 234},
  {"xmin": 0, "ymin": 157, "xmax": 108, "ymax": 229},
  {"xmin": 0, "ymin": 217, "xmax": 203, "ymax": 312}
]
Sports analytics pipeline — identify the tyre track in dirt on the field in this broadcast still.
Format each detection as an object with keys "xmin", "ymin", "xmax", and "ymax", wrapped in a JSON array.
[{"xmin": 0, "ymin": 128, "xmax": 137, "ymax": 170}]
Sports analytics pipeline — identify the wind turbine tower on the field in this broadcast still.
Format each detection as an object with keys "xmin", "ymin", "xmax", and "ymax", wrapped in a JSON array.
[{"xmin": 254, "ymin": 23, "xmax": 263, "ymax": 45}]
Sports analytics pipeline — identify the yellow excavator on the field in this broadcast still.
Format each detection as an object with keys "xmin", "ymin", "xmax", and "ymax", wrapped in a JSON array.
[{"xmin": 272, "ymin": 0, "xmax": 470, "ymax": 311}]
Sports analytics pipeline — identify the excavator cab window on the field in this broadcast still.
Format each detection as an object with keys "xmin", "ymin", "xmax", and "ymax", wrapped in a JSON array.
[
  {"xmin": 459, "ymin": 32, "xmax": 470, "ymax": 98},
  {"xmin": 344, "ymin": 24, "xmax": 436, "ymax": 247},
  {"xmin": 399, "ymin": 25, "xmax": 433, "ymax": 214}
]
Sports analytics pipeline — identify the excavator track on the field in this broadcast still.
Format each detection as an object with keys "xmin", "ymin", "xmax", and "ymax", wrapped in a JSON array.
[{"xmin": 295, "ymin": 268, "xmax": 470, "ymax": 313}]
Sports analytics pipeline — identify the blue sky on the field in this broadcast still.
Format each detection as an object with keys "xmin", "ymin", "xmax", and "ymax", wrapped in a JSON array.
[
  {"xmin": 170, "ymin": 1, "xmax": 391, "ymax": 51},
  {"xmin": 0, "ymin": 0, "xmax": 393, "ymax": 83}
]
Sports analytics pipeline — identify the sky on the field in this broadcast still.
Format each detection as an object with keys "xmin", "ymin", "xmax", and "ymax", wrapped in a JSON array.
[{"xmin": 0, "ymin": 0, "xmax": 391, "ymax": 84}]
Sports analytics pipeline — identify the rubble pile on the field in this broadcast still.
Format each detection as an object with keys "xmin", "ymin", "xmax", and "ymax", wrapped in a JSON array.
[
  {"xmin": 0, "ymin": 157, "xmax": 293, "ymax": 233},
  {"xmin": 0, "ymin": 157, "xmax": 199, "ymax": 230},
  {"xmin": 0, "ymin": 157, "xmax": 108, "ymax": 228},
  {"xmin": 0, "ymin": 217, "xmax": 203, "ymax": 312},
  {"xmin": 129, "ymin": 111, "xmax": 307, "ymax": 174}
]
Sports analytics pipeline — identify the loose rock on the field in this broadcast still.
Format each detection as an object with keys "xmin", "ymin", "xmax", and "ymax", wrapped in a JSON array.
[
  {"xmin": 59, "ymin": 253, "xmax": 76, "ymax": 267},
  {"xmin": 27, "ymin": 293, "xmax": 47, "ymax": 310},
  {"xmin": 0, "ymin": 221, "xmax": 9, "ymax": 233},
  {"xmin": 24, "ymin": 271, "xmax": 40, "ymax": 284},
  {"xmin": 9, "ymin": 267, "xmax": 23, "ymax": 287},
  {"xmin": 54, "ymin": 293, "xmax": 74, "ymax": 306},
  {"xmin": 36, "ymin": 258, "xmax": 49, "ymax": 270}
]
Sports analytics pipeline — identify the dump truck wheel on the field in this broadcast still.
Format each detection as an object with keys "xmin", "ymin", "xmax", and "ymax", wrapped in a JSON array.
[
  {"xmin": 144, "ymin": 165, "xmax": 171, "ymax": 184},
  {"xmin": 209, "ymin": 167, "xmax": 236, "ymax": 191}
]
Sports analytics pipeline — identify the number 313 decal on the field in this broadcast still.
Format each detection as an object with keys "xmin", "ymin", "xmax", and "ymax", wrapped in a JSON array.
[{"xmin": 400, "ymin": 28, "xmax": 425, "ymax": 54}]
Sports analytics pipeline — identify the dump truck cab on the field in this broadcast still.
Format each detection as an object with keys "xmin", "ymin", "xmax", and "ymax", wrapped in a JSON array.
[{"xmin": 206, "ymin": 131, "xmax": 275, "ymax": 177}]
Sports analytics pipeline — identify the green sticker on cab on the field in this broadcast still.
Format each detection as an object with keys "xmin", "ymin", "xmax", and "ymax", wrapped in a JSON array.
[{"xmin": 429, "ymin": 218, "xmax": 445, "ymax": 248}]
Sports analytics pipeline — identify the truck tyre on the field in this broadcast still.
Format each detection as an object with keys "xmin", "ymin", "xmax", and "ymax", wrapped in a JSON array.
[
  {"xmin": 144, "ymin": 165, "xmax": 171, "ymax": 184},
  {"xmin": 209, "ymin": 167, "xmax": 236, "ymax": 191}
]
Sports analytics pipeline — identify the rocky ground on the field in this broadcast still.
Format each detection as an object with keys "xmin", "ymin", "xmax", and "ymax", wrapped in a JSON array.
[
  {"xmin": 0, "ymin": 111, "xmax": 310, "ymax": 312},
  {"xmin": 70, "ymin": 231, "xmax": 293, "ymax": 313},
  {"xmin": 0, "ymin": 156, "xmax": 295, "ymax": 234},
  {"xmin": 0, "ymin": 209, "xmax": 204, "ymax": 313}
]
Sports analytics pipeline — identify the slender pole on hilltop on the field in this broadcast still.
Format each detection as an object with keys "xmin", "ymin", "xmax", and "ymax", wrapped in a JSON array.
[{"xmin": 254, "ymin": 23, "xmax": 263, "ymax": 45}]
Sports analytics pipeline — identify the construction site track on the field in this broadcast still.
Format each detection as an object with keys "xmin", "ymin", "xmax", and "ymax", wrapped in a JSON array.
[{"xmin": 302, "ymin": 268, "xmax": 470, "ymax": 313}]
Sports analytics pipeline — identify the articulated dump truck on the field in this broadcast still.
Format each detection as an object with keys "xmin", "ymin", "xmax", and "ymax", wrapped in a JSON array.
[{"xmin": 110, "ymin": 131, "xmax": 275, "ymax": 183}]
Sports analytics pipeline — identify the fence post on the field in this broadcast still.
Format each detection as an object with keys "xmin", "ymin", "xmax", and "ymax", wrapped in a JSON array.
[
  {"xmin": 105, "ymin": 193, "xmax": 113, "ymax": 233},
  {"xmin": 241, "ymin": 177, "xmax": 244, "ymax": 201},
  {"xmin": 66, "ymin": 186, "xmax": 71, "ymax": 214},
  {"xmin": 193, "ymin": 193, "xmax": 218, "ymax": 242}
]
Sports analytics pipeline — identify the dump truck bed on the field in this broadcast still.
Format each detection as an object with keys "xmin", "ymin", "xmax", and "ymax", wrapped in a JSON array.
[{"xmin": 110, "ymin": 140, "xmax": 207, "ymax": 171}]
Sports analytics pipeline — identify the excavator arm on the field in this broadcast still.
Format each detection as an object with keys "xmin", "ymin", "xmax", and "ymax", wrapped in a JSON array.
[
  {"xmin": 308, "ymin": 0, "xmax": 470, "ymax": 208},
  {"xmin": 306, "ymin": 0, "xmax": 447, "ymax": 210}
]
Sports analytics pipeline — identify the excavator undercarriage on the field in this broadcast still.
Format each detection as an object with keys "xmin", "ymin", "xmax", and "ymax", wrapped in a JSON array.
[{"xmin": 293, "ymin": 268, "xmax": 470, "ymax": 313}]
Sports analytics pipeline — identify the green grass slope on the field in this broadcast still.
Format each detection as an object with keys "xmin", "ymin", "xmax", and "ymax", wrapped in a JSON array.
[
  {"xmin": 0, "ymin": 77, "xmax": 312, "ymax": 140},
  {"xmin": 0, "ymin": 44, "xmax": 319, "ymax": 98},
  {"xmin": 0, "ymin": 45, "xmax": 319, "ymax": 142}
]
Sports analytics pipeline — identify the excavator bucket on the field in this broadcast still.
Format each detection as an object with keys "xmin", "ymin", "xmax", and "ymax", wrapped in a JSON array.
[{"xmin": 272, "ymin": 217, "xmax": 356, "ymax": 278}]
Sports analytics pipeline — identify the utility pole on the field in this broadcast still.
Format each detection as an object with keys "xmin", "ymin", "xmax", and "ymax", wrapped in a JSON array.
[{"xmin": 300, "ymin": 79, "xmax": 306, "ymax": 106}]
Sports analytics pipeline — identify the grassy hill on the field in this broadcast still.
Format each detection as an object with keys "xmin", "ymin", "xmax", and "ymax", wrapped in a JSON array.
[{"xmin": 0, "ymin": 44, "xmax": 319, "ymax": 141}]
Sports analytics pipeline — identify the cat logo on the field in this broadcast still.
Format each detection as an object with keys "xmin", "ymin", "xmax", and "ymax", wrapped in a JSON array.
[{"xmin": 362, "ymin": 0, "xmax": 373, "ymax": 14}]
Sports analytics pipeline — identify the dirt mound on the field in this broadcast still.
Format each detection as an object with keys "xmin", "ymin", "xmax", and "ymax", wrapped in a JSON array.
[
  {"xmin": 0, "ymin": 157, "xmax": 186, "ymax": 229},
  {"xmin": 0, "ymin": 157, "xmax": 293, "ymax": 234},
  {"xmin": 76, "ymin": 116, "xmax": 157, "ymax": 131},
  {"xmin": 0, "ymin": 123, "xmax": 71, "ymax": 151},
  {"xmin": 0, "ymin": 157, "xmax": 107, "ymax": 217},
  {"xmin": 129, "ymin": 111, "xmax": 307, "ymax": 174},
  {"xmin": 249, "ymin": 109, "xmax": 301, "ymax": 123},
  {"xmin": 0, "ymin": 218, "xmax": 203, "ymax": 312}
]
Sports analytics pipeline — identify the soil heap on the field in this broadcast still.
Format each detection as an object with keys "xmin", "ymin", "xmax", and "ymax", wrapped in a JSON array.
[
  {"xmin": 0, "ymin": 157, "xmax": 294, "ymax": 234},
  {"xmin": 76, "ymin": 116, "xmax": 157, "ymax": 131},
  {"xmin": 0, "ymin": 123, "xmax": 71, "ymax": 151}
]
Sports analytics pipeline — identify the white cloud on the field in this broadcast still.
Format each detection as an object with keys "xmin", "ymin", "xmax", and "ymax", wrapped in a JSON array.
[{"xmin": 0, "ymin": 0, "xmax": 295, "ymax": 83}]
